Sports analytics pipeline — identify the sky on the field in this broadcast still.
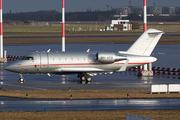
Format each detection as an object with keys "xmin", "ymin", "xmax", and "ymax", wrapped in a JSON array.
[{"xmin": 3, "ymin": 0, "xmax": 180, "ymax": 13}]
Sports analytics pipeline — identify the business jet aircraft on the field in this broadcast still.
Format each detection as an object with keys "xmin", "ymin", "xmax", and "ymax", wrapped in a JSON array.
[{"xmin": 5, "ymin": 28, "xmax": 164, "ymax": 83}]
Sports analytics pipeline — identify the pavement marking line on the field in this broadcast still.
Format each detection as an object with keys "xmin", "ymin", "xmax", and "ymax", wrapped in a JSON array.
[{"xmin": 2, "ymin": 84, "xmax": 48, "ymax": 90}]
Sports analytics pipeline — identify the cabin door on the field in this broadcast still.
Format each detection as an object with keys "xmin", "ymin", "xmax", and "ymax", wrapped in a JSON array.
[{"xmin": 40, "ymin": 53, "xmax": 49, "ymax": 68}]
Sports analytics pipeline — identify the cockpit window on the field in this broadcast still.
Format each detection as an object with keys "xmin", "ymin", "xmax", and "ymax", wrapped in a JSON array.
[{"xmin": 20, "ymin": 56, "xmax": 34, "ymax": 60}]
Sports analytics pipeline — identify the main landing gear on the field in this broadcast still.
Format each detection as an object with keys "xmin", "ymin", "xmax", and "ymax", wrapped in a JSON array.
[
  {"xmin": 18, "ymin": 74, "xmax": 25, "ymax": 83},
  {"xmin": 77, "ymin": 73, "xmax": 92, "ymax": 82}
]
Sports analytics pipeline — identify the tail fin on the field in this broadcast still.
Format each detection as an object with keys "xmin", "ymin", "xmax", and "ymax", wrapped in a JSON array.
[{"xmin": 125, "ymin": 29, "xmax": 164, "ymax": 56}]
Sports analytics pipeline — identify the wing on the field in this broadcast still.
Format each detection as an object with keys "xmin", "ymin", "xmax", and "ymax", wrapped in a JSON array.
[{"xmin": 54, "ymin": 68, "xmax": 113, "ymax": 76}]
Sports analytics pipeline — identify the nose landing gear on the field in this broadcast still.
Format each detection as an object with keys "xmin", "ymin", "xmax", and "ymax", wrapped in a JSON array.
[{"xmin": 18, "ymin": 74, "xmax": 25, "ymax": 83}]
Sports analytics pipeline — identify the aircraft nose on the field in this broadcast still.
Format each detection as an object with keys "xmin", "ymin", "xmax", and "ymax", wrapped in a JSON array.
[
  {"xmin": 4, "ymin": 63, "xmax": 16, "ymax": 72},
  {"xmin": 5, "ymin": 61, "xmax": 23, "ymax": 73},
  {"xmin": 4, "ymin": 64, "xmax": 12, "ymax": 71}
]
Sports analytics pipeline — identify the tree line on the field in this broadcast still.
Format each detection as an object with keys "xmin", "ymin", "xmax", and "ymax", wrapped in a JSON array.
[
  {"xmin": 3, "ymin": 10, "xmax": 180, "ymax": 22},
  {"xmin": 3, "ymin": 10, "xmax": 116, "ymax": 21}
]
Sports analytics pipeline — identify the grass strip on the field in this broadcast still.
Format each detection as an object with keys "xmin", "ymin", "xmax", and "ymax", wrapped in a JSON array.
[
  {"xmin": 3, "ymin": 36, "xmax": 180, "ymax": 44},
  {"xmin": 0, "ymin": 89, "xmax": 180, "ymax": 99},
  {"xmin": 0, "ymin": 110, "xmax": 180, "ymax": 120},
  {"xmin": 3, "ymin": 23, "xmax": 180, "ymax": 37}
]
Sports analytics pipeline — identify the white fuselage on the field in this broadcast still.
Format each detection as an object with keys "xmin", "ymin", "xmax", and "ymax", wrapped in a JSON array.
[{"xmin": 5, "ymin": 51, "xmax": 157, "ymax": 74}]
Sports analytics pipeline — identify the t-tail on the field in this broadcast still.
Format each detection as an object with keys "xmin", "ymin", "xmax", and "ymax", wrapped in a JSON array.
[{"xmin": 119, "ymin": 28, "xmax": 164, "ymax": 56}]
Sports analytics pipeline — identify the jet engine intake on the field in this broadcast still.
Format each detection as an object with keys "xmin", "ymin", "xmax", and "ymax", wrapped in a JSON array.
[{"xmin": 96, "ymin": 53, "xmax": 127, "ymax": 63}]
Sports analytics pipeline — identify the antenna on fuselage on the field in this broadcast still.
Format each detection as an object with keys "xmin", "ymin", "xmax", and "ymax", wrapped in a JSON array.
[
  {"xmin": 86, "ymin": 49, "xmax": 90, "ymax": 52},
  {"xmin": 47, "ymin": 49, "xmax": 51, "ymax": 52}
]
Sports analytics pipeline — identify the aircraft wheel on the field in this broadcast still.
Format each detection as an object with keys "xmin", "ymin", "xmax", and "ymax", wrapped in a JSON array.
[
  {"xmin": 81, "ymin": 76, "xmax": 86, "ymax": 81},
  {"xmin": 18, "ymin": 78, "xmax": 25, "ymax": 83},
  {"xmin": 81, "ymin": 81, "xmax": 86, "ymax": 84},
  {"xmin": 86, "ymin": 76, "xmax": 92, "ymax": 82}
]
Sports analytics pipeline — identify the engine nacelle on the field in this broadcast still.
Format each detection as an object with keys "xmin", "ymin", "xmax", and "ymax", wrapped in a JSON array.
[{"xmin": 96, "ymin": 52, "xmax": 127, "ymax": 63}]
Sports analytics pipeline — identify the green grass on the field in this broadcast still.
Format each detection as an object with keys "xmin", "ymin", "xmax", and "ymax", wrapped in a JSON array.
[
  {"xmin": 3, "ymin": 25, "xmax": 61, "ymax": 36},
  {"xmin": 3, "ymin": 22, "xmax": 180, "ymax": 37},
  {"xmin": 0, "ymin": 110, "xmax": 180, "ymax": 120},
  {"xmin": 1, "ymin": 89, "xmax": 180, "ymax": 99}
]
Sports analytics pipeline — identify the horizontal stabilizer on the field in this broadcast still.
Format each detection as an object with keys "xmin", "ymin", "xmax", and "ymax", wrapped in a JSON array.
[{"xmin": 148, "ymin": 31, "xmax": 165, "ymax": 34}]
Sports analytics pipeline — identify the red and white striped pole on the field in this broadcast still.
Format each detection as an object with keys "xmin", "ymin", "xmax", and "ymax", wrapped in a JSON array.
[
  {"xmin": 0, "ymin": 0, "xmax": 3, "ymax": 58},
  {"xmin": 143, "ymin": 0, "xmax": 147, "ymax": 32},
  {"xmin": 62, "ymin": 0, "xmax": 65, "ymax": 52},
  {"xmin": 142, "ymin": 0, "xmax": 148, "ymax": 72}
]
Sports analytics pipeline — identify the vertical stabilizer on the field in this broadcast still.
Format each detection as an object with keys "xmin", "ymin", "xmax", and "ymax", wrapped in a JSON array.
[{"xmin": 126, "ymin": 29, "xmax": 164, "ymax": 56}]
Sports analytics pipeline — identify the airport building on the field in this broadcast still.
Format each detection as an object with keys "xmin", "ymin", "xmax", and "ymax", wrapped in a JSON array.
[
  {"xmin": 147, "ymin": 7, "xmax": 162, "ymax": 15},
  {"xmin": 105, "ymin": 20, "xmax": 132, "ymax": 31}
]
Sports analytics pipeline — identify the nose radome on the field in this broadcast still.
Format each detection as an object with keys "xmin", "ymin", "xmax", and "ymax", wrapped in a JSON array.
[
  {"xmin": 4, "ymin": 64, "xmax": 11, "ymax": 71},
  {"xmin": 4, "ymin": 63, "xmax": 16, "ymax": 72},
  {"xmin": 4, "ymin": 66, "xmax": 8, "ymax": 70}
]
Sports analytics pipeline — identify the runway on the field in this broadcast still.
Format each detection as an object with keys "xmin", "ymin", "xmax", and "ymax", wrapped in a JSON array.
[{"xmin": 1, "ymin": 97, "xmax": 180, "ymax": 111}]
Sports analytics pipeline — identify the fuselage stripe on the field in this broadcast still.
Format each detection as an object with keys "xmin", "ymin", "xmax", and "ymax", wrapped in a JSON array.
[{"xmin": 9, "ymin": 62, "xmax": 150, "ymax": 69}]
